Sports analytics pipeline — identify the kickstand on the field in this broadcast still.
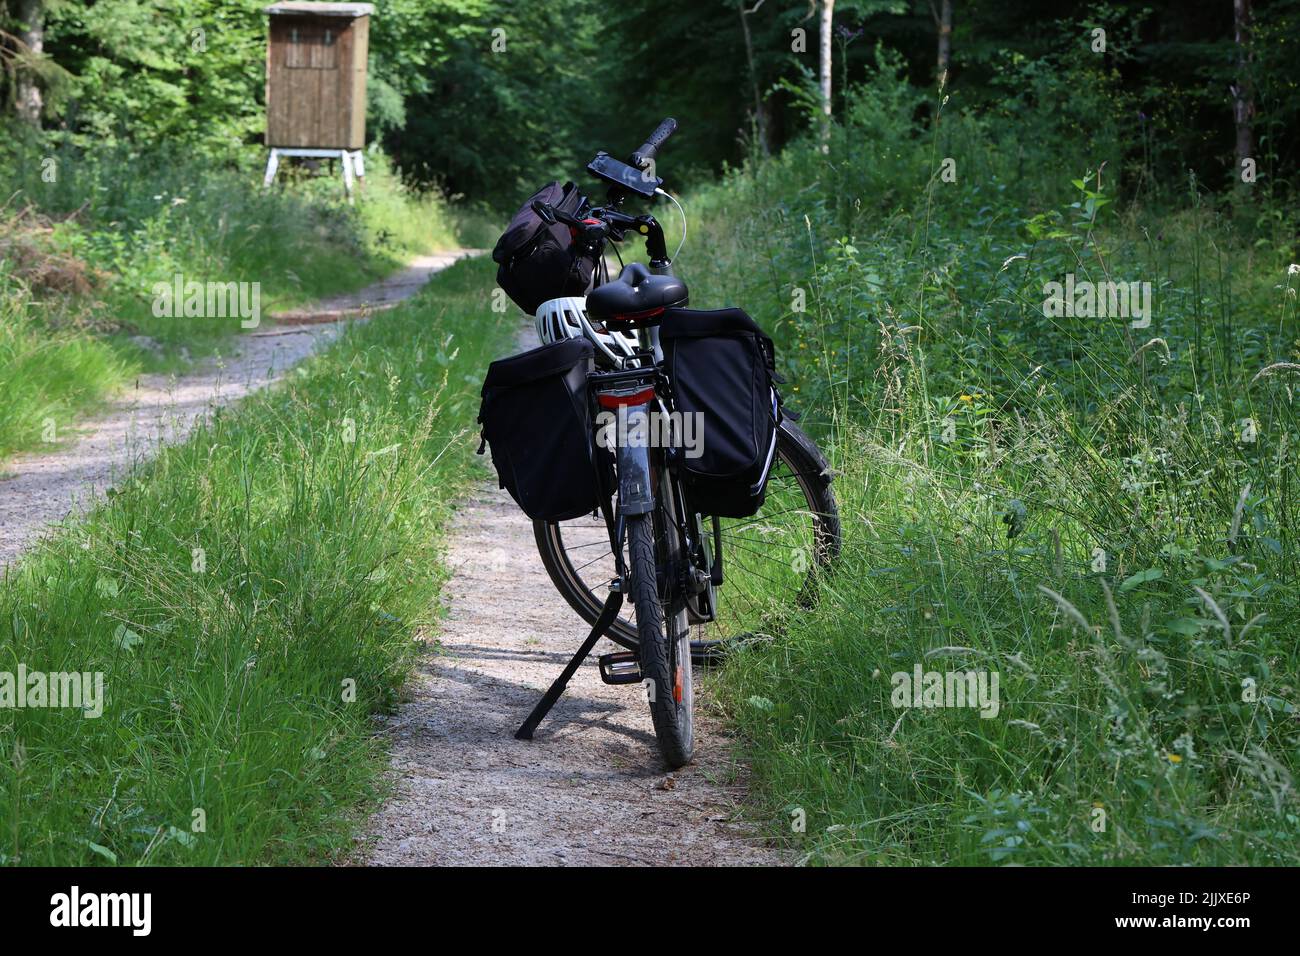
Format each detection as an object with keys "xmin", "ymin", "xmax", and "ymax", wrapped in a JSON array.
[{"xmin": 515, "ymin": 581, "xmax": 624, "ymax": 741}]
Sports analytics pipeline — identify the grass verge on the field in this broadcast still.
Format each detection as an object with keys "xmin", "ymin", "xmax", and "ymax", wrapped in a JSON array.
[
  {"xmin": 0, "ymin": 304, "xmax": 130, "ymax": 463},
  {"xmin": 0, "ymin": 256, "xmax": 511, "ymax": 865}
]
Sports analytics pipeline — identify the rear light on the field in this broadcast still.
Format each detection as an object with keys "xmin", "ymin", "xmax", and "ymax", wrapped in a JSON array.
[{"xmin": 597, "ymin": 387, "xmax": 657, "ymax": 409}]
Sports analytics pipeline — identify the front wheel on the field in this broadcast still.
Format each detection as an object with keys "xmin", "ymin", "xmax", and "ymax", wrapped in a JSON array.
[{"xmin": 627, "ymin": 511, "xmax": 694, "ymax": 767}]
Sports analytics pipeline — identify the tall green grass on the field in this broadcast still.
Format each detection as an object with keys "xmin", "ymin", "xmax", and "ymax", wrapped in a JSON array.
[
  {"xmin": 0, "ymin": 138, "xmax": 478, "ymax": 459},
  {"xmin": 689, "ymin": 71, "xmax": 1300, "ymax": 865},
  {"xmin": 0, "ymin": 257, "xmax": 511, "ymax": 865},
  {"xmin": 3, "ymin": 143, "xmax": 464, "ymax": 345},
  {"xmin": 0, "ymin": 300, "xmax": 128, "ymax": 461}
]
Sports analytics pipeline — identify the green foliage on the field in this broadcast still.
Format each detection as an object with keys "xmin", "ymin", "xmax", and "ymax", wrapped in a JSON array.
[
  {"xmin": 0, "ymin": 131, "xmax": 468, "ymax": 454},
  {"xmin": 696, "ymin": 71, "xmax": 1300, "ymax": 864},
  {"xmin": 43, "ymin": 0, "xmax": 266, "ymax": 156},
  {"xmin": 5, "ymin": 0, "xmax": 1298, "ymax": 210},
  {"xmin": 380, "ymin": 0, "xmax": 610, "ymax": 203}
]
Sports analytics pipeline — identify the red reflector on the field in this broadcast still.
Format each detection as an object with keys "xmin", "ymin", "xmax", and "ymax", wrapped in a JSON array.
[{"xmin": 597, "ymin": 387, "xmax": 657, "ymax": 409}]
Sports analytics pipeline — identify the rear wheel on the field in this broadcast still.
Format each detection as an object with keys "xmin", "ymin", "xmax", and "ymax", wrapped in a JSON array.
[
  {"xmin": 534, "ymin": 418, "xmax": 840, "ymax": 651},
  {"xmin": 627, "ymin": 510, "xmax": 694, "ymax": 767}
]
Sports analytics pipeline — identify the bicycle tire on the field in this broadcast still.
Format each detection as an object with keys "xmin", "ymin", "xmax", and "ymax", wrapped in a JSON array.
[{"xmin": 627, "ymin": 510, "xmax": 694, "ymax": 767}]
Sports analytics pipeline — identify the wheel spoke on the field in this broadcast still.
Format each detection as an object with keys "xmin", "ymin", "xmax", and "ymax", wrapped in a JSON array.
[{"xmin": 535, "ymin": 420, "xmax": 839, "ymax": 655}]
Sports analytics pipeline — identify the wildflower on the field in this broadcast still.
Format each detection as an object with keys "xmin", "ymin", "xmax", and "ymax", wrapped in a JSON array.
[
  {"xmin": 958, "ymin": 394, "xmax": 973, "ymax": 403},
  {"xmin": 1289, "ymin": 263, "xmax": 1300, "ymax": 275},
  {"xmin": 1166, "ymin": 753, "xmax": 1182, "ymax": 764}
]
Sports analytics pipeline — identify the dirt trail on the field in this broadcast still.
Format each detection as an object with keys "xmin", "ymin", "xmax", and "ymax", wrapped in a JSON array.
[
  {"xmin": 361, "ymin": 328, "xmax": 784, "ymax": 867},
  {"xmin": 0, "ymin": 251, "xmax": 473, "ymax": 569},
  {"xmin": 269, "ymin": 254, "xmax": 470, "ymax": 324}
]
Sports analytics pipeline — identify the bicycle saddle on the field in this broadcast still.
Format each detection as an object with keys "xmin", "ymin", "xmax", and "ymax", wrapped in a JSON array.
[{"xmin": 586, "ymin": 262, "xmax": 689, "ymax": 328}]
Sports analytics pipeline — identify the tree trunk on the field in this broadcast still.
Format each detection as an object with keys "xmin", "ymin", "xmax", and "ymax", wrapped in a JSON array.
[
  {"xmin": 819, "ymin": 0, "xmax": 834, "ymax": 152},
  {"xmin": 13, "ymin": 0, "xmax": 45, "ymax": 126},
  {"xmin": 935, "ymin": 0, "xmax": 952, "ymax": 82},
  {"xmin": 1232, "ymin": 0, "xmax": 1254, "ymax": 170},
  {"xmin": 737, "ymin": 1, "xmax": 769, "ymax": 156}
]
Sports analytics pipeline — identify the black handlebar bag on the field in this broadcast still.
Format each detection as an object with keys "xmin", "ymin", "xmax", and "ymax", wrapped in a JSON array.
[
  {"xmin": 478, "ymin": 338, "xmax": 603, "ymax": 522},
  {"xmin": 660, "ymin": 307, "xmax": 780, "ymax": 519},
  {"xmin": 492, "ymin": 181, "xmax": 595, "ymax": 315}
]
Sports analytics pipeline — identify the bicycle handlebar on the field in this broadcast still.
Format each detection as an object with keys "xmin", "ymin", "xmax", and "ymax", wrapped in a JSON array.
[
  {"xmin": 629, "ymin": 118, "xmax": 677, "ymax": 170},
  {"xmin": 533, "ymin": 121, "xmax": 680, "ymax": 264}
]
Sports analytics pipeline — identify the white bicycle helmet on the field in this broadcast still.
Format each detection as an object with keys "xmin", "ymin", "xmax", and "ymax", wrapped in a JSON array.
[{"xmin": 534, "ymin": 295, "xmax": 639, "ymax": 366}]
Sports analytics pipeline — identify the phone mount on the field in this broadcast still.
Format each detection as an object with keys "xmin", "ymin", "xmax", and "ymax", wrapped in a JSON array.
[{"xmin": 587, "ymin": 151, "xmax": 661, "ymax": 199}]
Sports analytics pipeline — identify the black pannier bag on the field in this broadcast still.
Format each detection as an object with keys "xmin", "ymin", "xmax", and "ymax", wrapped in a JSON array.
[
  {"xmin": 660, "ymin": 307, "xmax": 780, "ymax": 519},
  {"xmin": 492, "ymin": 181, "xmax": 595, "ymax": 315},
  {"xmin": 478, "ymin": 338, "xmax": 602, "ymax": 522}
]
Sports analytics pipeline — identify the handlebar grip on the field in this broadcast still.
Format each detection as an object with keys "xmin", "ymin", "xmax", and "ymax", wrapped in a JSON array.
[{"xmin": 630, "ymin": 118, "xmax": 678, "ymax": 170}]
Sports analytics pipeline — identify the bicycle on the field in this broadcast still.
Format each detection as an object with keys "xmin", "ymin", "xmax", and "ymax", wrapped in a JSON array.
[{"xmin": 510, "ymin": 119, "xmax": 841, "ymax": 768}]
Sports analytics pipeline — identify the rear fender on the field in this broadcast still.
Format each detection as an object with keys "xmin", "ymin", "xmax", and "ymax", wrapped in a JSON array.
[{"xmin": 615, "ymin": 402, "xmax": 656, "ymax": 515}]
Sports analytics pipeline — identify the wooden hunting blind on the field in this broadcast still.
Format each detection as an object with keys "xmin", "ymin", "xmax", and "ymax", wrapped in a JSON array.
[
  {"xmin": 265, "ymin": 2, "xmax": 371, "ymax": 149},
  {"xmin": 262, "ymin": 2, "xmax": 373, "ymax": 198}
]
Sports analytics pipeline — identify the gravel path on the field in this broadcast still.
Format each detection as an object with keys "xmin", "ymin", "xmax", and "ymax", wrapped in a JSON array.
[
  {"xmin": 1, "ymin": 263, "xmax": 781, "ymax": 866},
  {"xmin": 361, "ymin": 328, "xmax": 784, "ymax": 867},
  {"xmin": 270, "ymin": 253, "xmax": 475, "ymax": 324},
  {"xmin": 0, "ymin": 251, "xmax": 472, "ymax": 569}
]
